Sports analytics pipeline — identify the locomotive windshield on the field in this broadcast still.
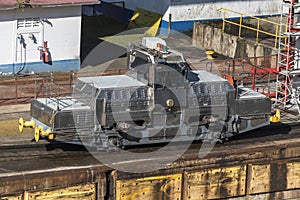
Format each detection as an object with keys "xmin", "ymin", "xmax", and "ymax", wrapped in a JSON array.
[
  {"xmin": 165, "ymin": 55, "xmax": 184, "ymax": 63},
  {"xmin": 128, "ymin": 47, "xmax": 194, "ymax": 87}
]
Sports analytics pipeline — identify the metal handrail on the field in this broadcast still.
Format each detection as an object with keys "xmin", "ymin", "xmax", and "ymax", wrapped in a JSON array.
[{"xmin": 217, "ymin": 8, "xmax": 287, "ymax": 48}]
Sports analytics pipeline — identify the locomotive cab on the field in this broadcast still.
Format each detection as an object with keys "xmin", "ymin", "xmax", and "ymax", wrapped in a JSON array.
[{"xmin": 126, "ymin": 38, "xmax": 194, "ymax": 130}]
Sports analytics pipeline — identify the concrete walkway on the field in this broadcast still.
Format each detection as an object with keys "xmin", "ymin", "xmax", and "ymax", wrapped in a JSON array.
[
  {"xmin": 0, "ymin": 104, "xmax": 30, "ymax": 121},
  {"xmin": 0, "ymin": 104, "xmax": 30, "ymax": 114}
]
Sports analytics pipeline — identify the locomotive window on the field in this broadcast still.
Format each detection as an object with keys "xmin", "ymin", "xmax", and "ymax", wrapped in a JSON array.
[
  {"xmin": 73, "ymin": 80, "xmax": 85, "ymax": 96},
  {"xmin": 165, "ymin": 62, "xmax": 191, "ymax": 72},
  {"xmin": 131, "ymin": 56, "xmax": 148, "ymax": 68},
  {"xmin": 74, "ymin": 79, "xmax": 85, "ymax": 90},
  {"xmin": 165, "ymin": 55, "xmax": 184, "ymax": 63},
  {"xmin": 137, "ymin": 66, "xmax": 149, "ymax": 84},
  {"xmin": 31, "ymin": 100, "xmax": 53, "ymax": 126},
  {"xmin": 83, "ymin": 83, "xmax": 91, "ymax": 92},
  {"xmin": 130, "ymin": 51, "xmax": 151, "ymax": 68},
  {"xmin": 128, "ymin": 52, "xmax": 151, "ymax": 84},
  {"xmin": 74, "ymin": 83, "xmax": 96, "ymax": 105},
  {"xmin": 54, "ymin": 112, "xmax": 75, "ymax": 129},
  {"xmin": 186, "ymin": 71, "xmax": 200, "ymax": 82}
]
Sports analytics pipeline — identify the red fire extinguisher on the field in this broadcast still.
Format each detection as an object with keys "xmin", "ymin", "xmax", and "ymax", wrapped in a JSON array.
[{"xmin": 42, "ymin": 41, "xmax": 51, "ymax": 63}]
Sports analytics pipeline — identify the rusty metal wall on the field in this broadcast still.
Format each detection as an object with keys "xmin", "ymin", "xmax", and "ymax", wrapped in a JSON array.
[
  {"xmin": 2, "ymin": 160, "xmax": 300, "ymax": 200},
  {"xmin": 113, "ymin": 160, "xmax": 300, "ymax": 200},
  {"xmin": 116, "ymin": 174, "xmax": 182, "ymax": 200}
]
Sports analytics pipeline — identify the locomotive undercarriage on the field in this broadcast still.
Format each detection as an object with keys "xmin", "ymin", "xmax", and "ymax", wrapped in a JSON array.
[
  {"xmin": 35, "ymin": 105, "xmax": 270, "ymax": 150},
  {"xmin": 51, "ymin": 120, "xmax": 268, "ymax": 150}
]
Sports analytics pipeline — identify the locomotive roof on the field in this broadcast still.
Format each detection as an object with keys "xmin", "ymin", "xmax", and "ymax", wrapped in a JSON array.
[
  {"xmin": 192, "ymin": 70, "xmax": 227, "ymax": 82},
  {"xmin": 77, "ymin": 74, "xmax": 146, "ymax": 89},
  {"xmin": 77, "ymin": 70, "xmax": 228, "ymax": 89},
  {"xmin": 238, "ymin": 87, "xmax": 268, "ymax": 99},
  {"xmin": 34, "ymin": 97, "xmax": 91, "ymax": 111}
]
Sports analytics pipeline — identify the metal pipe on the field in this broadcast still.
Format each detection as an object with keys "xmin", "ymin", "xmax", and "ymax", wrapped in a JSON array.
[
  {"xmin": 238, "ymin": 15, "xmax": 243, "ymax": 39},
  {"xmin": 15, "ymin": 77, "xmax": 18, "ymax": 104},
  {"xmin": 168, "ymin": 13, "xmax": 172, "ymax": 37},
  {"xmin": 256, "ymin": 20, "xmax": 260, "ymax": 44}
]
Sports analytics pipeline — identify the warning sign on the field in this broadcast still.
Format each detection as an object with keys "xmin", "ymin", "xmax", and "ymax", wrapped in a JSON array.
[{"xmin": 127, "ymin": 8, "xmax": 162, "ymax": 36}]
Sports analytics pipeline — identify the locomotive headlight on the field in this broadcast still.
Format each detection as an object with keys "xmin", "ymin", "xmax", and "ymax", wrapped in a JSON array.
[{"xmin": 166, "ymin": 99, "xmax": 174, "ymax": 108}]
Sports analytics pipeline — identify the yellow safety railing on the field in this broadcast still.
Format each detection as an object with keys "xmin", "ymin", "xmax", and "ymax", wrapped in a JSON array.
[{"xmin": 217, "ymin": 8, "xmax": 287, "ymax": 49}]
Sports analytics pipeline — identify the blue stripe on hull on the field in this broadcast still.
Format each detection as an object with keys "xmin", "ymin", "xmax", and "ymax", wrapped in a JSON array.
[
  {"xmin": 161, "ymin": 20, "xmax": 196, "ymax": 33},
  {"xmin": 0, "ymin": 59, "xmax": 80, "ymax": 75},
  {"xmin": 161, "ymin": 14, "xmax": 281, "ymax": 33}
]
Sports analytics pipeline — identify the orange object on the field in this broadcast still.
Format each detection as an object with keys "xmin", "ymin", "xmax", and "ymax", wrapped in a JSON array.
[
  {"xmin": 225, "ymin": 74, "xmax": 235, "ymax": 87},
  {"xmin": 43, "ymin": 48, "xmax": 49, "ymax": 63},
  {"xmin": 42, "ymin": 41, "xmax": 50, "ymax": 63}
]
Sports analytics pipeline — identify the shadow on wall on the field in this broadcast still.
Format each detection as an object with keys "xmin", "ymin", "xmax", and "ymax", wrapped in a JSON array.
[{"xmin": 80, "ymin": 14, "xmax": 128, "ymax": 62}]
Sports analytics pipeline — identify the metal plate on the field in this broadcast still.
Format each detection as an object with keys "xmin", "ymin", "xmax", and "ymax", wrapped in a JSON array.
[
  {"xmin": 116, "ymin": 174, "xmax": 182, "ymax": 200},
  {"xmin": 184, "ymin": 166, "xmax": 246, "ymax": 199}
]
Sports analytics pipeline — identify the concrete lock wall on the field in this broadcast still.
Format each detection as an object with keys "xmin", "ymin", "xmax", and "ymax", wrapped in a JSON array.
[{"xmin": 192, "ymin": 21, "xmax": 278, "ymax": 67}]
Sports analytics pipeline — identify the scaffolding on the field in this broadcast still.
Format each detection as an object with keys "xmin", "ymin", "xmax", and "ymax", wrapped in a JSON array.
[{"xmin": 275, "ymin": 0, "xmax": 300, "ymax": 113}]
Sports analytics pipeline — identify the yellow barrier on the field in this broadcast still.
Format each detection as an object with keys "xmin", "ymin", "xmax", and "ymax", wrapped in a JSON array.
[{"xmin": 217, "ymin": 8, "xmax": 287, "ymax": 48}]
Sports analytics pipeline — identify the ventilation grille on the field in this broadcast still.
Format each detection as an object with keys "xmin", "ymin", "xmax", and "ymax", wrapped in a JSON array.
[{"xmin": 17, "ymin": 18, "xmax": 40, "ymax": 29}]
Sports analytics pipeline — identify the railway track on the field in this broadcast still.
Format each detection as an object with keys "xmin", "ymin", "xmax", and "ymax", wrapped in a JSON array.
[
  {"xmin": 0, "ymin": 121, "xmax": 298, "ymax": 167},
  {"xmin": 0, "ymin": 142, "xmax": 90, "ymax": 162},
  {"xmin": 0, "ymin": 121, "xmax": 298, "ymax": 155}
]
